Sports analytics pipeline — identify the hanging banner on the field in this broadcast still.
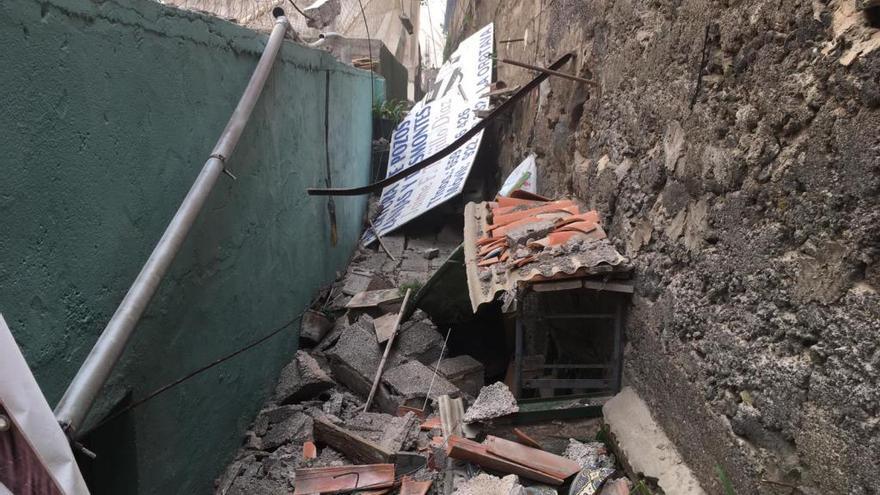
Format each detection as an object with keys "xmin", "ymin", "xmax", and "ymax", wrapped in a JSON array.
[
  {"xmin": 499, "ymin": 153, "xmax": 538, "ymax": 195},
  {"xmin": 363, "ymin": 23, "xmax": 494, "ymax": 244}
]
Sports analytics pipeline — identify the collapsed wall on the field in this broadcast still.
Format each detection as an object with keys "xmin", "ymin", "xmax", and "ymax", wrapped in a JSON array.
[{"xmin": 448, "ymin": 0, "xmax": 880, "ymax": 493}]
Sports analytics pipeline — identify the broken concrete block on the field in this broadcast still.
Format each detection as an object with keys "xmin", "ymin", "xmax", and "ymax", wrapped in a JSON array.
[
  {"xmin": 341, "ymin": 269, "xmax": 373, "ymax": 296},
  {"xmin": 389, "ymin": 319, "xmax": 445, "ymax": 366},
  {"xmin": 275, "ymin": 351, "xmax": 335, "ymax": 405},
  {"xmin": 344, "ymin": 411, "xmax": 421, "ymax": 453},
  {"xmin": 382, "ymin": 360, "xmax": 460, "ymax": 408},
  {"xmin": 438, "ymin": 355, "xmax": 485, "ymax": 397},
  {"xmin": 563, "ymin": 439, "xmax": 615, "ymax": 470},
  {"xmin": 262, "ymin": 411, "xmax": 313, "ymax": 451},
  {"xmin": 452, "ymin": 473, "xmax": 523, "ymax": 495},
  {"xmin": 300, "ymin": 309, "xmax": 333, "ymax": 347},
  {"xmin": 463, "ymin": 382, "xmax": 519, "ymax": 423},
  {"xmin": 325, "ymin": 324, "xmax": 382, "ymax": 397},
  {"xmin": 261, "ymin": 443, "xmax": 302, "ymax": 484}
]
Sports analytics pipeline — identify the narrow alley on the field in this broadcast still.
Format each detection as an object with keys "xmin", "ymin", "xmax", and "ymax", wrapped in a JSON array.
[{"xmin": 1, "ymin": 0, "xmax": 878, "ymax": 494}]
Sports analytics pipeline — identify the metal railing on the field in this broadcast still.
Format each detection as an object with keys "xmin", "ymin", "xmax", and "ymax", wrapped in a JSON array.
[{"xmin": 54, "ymin": 9, "xmax": 291, "ymax": 436}]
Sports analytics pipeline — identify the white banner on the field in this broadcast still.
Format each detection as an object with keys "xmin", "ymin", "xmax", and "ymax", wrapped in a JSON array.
[
  {"xmin": 364, "ymin": 23, "xmax": 494, "ymax": 244},
  {"xmin": 499, "ymin": 153, "xmax": 537, "ymax": 196}
]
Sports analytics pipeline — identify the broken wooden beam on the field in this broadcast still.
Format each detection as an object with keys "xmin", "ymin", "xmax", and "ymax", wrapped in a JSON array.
[{"xmin": 312, "ymin": 415, "xmax": 396, "ymax": 464}]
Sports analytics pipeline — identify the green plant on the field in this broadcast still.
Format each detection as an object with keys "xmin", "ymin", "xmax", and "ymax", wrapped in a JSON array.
[
  {"xmin": 715, "ymin": 464, "xmax": 736, "ymax": 495},
  {"xmin": 372, "ymin": 99, "xmax": 409, "ymax": 124},
  {"xmin": 632, "ymin": 480, "xmax": 654, "ymax": 495},
  {"xmin": 399, "ymin": 280, "xmax": 423, "ymax": 297}
]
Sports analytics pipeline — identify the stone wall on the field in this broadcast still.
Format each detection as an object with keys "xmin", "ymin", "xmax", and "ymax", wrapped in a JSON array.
[
  {"xmin": 448, "ymin": 1, "xmax": 880, "ymax": 493},
  {"xmin": 0, "ymin": 0, "xmax": 374, "ymax": 492}
]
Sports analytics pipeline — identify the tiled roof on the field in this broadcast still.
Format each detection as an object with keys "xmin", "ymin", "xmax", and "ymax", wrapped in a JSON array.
[{"xmin": 463, "ymin": 195, "xmax": 630, "ymax": 312}]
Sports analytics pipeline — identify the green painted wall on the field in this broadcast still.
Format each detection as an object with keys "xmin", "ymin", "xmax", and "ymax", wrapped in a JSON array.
[{"xmin": 0, "ymin": 0, "xmax": 377, "ymax": 492}]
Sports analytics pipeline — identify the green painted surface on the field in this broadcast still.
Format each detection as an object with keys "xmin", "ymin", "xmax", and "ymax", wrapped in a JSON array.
[{"xmin": 0, "ymin": 0, "xmax": 377, "ymax": 492}]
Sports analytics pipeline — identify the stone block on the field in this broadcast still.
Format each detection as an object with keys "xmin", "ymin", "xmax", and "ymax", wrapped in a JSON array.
[
  {"xmin": 389, "ymin": 318, "xmax": 445, "ymax": 366},
  {"xmin": 383, "ymin": 361, "xmax": 460, "ymax": 408},
  {"xmin": 463, "ymin": 382, "xmax": 519, "ymax": 423},
  {"xmin": 275, "ymin": 350, "xmax": 335, "ymax": 404},
  {"xmin": 256, "ymin": 405, "xmax": 314, "ymax": 451},
  {"xmin": 438, "ymin": 355, "xmax": 485, "ymax": 397}
]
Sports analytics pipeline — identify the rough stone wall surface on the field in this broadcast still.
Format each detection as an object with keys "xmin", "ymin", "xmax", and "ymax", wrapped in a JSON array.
[
  {"xmin": 0, "ymin": 0, "xmax": 373, "ymax": 493},
  {"xmin": 449, "ymin": 1, "xmax": 880, "ymax": 493}
]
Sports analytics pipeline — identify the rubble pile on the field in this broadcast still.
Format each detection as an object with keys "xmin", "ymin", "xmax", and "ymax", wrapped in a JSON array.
[{"xmin": 214, "ymin": 228, "xmax": 633, "ymax": 494}]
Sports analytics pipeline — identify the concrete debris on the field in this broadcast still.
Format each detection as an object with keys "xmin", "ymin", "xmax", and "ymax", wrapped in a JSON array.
[
  {"xmin": 438, "ymin": 355, "xmax": 485, "ymax": 397},
  {"xmin": 342, "ymin": 411, "xmax": 421, "ymax": 453},
  {"xmin": 299, "ymin": 309, "xmax": 333, "ymax": 346},
  {"xmin": 324, "ymin": 323, "xmax": 383, "ymax": 397},
  {"xmin": 383, "ymin": 360, "xmax": 460, "ymax": 405},
  {"xmin": 275, "ymin": 350, "xmax": 335, "ymax": 404},
  {"xmin": 563, "ymin": 439, "xmax": 615, "ymax": 470},
  {"xmin": 452, "ymin": 473, "xmax": 523, "ymax": 495},
  {"xmin": 389, "ymin": 318, "xmax": 445, "ymax": 366},
  {"xmin": 463, "ymin": 382, "xmax": 519, "ymax": 423},
  {"xmin": 261, "ymin": 409, "xmax": 313, "ymax": 451},
  {"xmin": 423, "ymin": 247, "xmax": 440, "ymax": 259}
]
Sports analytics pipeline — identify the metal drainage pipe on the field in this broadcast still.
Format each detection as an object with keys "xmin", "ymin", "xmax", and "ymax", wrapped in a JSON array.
[{"xmin": 54, "ymin": 9, "xmax": 290, "ymax": 436}]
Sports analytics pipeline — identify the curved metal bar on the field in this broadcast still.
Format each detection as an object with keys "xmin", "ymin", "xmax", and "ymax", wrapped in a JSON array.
[
  {"xmin": 54, "ymin": 12, "xmax": 291, "ymax": 436},
  {"xmin": 306, "ymin": 52, "xmax": 574, "ymax": 196}
]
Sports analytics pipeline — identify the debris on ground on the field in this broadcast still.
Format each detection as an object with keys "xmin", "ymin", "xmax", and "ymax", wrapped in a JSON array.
[
  {"xmin": 274, "ymin": 350, "xmax": 334, "ymax": 405},
  {"xmin": 463, "ymin": 381, "xmax": 519, "ymax": 423},
  {"xmin": 451, "ymin": 473, "xmax": 523, "ymax": 495},
  {"xmin": 213, "ymin": 205, "xmax": 668, "ymax": 494}
]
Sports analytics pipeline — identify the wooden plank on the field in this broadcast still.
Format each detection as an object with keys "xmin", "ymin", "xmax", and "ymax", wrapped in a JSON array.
[
  {"xmin": 312, "ymin": 416, "xmax": 395, "ymax": 464},
  {"xmin": 373, "ymin": 313, "xmax": 399, "ymax": 343},
  {"xmin": 542, "ymin": 313, "xmax": 616, "ymax": 320},
  {"xmin": 484, "ymin": 435, "xmax": 581, "ymax": 480},
  {"xmin": 582, "ymin": 280, "xmax": 634, "ymax": 293},
  {"xmin": 445, "ymin": 436, "xmax": 564, "ymax": 485},
  {"xmin": 346, "ymin": 289, "xmax": 403, "ymax": 309},
  {"xmin": 523, "ymin": 378, "xmax": 611, "ymax": 389},
  {"xmin": 293, "ymin": 464, "xmax": 394, "ymax": 494},
  {"xmin": 531, "ymin": 279, "xmax": 583, "ymax": 292}
]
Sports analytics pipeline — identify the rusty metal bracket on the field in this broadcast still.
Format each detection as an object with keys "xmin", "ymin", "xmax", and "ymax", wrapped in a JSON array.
[{"xmin": 306, "ymin": 52, "xmax": 575, "ymax": 196}]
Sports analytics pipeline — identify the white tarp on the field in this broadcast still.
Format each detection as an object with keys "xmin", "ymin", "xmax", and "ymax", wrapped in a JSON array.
[
  {"xmin": 499, "ymin": 153, "xmax": 538, "ymax": 195},
  {"xmin": 363, "ymin": 23, "xmax": 494, "ymax": 244},
  {"xmin": 0, "ymin": 314, "xmax": 90, "ymax": 495}
]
